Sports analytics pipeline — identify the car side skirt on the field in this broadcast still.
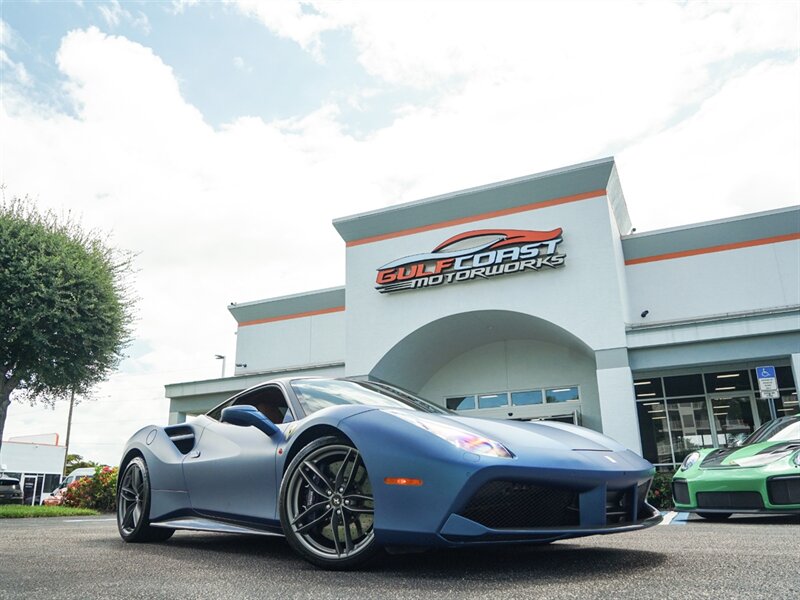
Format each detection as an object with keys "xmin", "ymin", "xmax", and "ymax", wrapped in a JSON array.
[{"xmin": 151, "ymin": 516, "xmax": 285, "ymax": 537}]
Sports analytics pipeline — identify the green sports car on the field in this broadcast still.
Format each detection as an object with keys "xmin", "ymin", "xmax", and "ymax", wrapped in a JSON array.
[{"xmin": 672, "ymin": 415, "xmax": 800, "ymax": 520}]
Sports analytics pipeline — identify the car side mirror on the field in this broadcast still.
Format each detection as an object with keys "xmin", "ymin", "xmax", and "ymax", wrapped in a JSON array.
[{"xmin": 221, "ymin": 405, "xmax": 284, "ymax": 439}]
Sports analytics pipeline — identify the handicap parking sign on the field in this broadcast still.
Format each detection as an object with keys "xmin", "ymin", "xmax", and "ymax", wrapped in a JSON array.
[
  {"xmin": 757, "ymin": 366, "xmax": 776, "ymax": 380},
  {"xmin": 756, "ymin": 365, "xmax": 779, "ymax": 399}
]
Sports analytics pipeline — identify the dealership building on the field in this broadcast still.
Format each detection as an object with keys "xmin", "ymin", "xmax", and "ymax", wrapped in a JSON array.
[{"xmin": 166, "ymin": 157, "xmax": 800, "ymax": 469}]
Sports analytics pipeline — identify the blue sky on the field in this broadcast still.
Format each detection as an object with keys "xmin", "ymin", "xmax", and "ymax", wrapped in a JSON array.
[
  {"xmin": 2, "ymin": 0, "xmax": 429, "ymax": 133},
  {"xmin": 1, "ymin": 1, "xmax": 798, "ymax": 464}
]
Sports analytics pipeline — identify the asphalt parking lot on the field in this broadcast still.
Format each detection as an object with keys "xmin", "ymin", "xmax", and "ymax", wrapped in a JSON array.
[{"xmin": 1, "ymin": 513, "xmax": 797, "ymax": 600}]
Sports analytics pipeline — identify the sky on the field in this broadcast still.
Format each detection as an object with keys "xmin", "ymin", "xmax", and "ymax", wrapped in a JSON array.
[{"xmin": 1, "ymin": 0, "xmax": 798, "ymax": 467}]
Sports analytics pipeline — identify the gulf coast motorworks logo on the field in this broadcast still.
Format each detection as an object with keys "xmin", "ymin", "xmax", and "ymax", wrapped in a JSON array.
[{"xmin": 375, "ymin": 228, "xmax": 566, "ymax": 294}]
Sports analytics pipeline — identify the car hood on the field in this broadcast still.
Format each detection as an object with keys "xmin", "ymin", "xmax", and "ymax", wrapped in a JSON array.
[
  {"xmin": 412, "ymin": 412, "xmax": 627, "ymax": 453},
  {"xmin": 700, "ymin": 440, "xmax": 800, "ymax": 468}
]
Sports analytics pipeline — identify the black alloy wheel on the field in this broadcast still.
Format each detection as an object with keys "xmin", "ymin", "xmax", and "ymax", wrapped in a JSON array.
[
  {"xmin": 117, "ymin": 457, "xmax": 174, "ymax": 543},
  {"xmin": 280, "ymin": 437, "xmax": 378, "ymax": 570}
]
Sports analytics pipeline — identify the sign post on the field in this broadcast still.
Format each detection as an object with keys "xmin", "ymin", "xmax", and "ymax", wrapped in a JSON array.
[{"xmin": 755, "ymin": 366, "xmax": 780, "ymax": 400}]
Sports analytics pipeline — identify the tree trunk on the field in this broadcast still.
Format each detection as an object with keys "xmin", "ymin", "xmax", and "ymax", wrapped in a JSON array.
[
  {"xmin": 62, "ymin": 390, "xmax": 75, "ymax": 476},
  {"xmin": 0, "ymin": 374, "xmax": 20, "ymax": 458},
  {"xmin": 0, "ymin": 387, "xmax": 13, "ymax": 459}
]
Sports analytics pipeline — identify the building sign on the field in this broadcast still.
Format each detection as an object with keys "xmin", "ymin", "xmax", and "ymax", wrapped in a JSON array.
[{"xmin": 375, "ymin": 228, "xmax": 566, "ymax": 294}]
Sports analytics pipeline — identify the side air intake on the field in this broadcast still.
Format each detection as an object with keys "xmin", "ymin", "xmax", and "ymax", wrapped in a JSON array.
[{"xmin": 164, "ymin": 425, "xmax": 195, "ymax": 454}]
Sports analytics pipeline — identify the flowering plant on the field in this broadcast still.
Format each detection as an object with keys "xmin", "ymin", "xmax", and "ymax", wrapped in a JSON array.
[
  {"xmin": 62, "ymin": 465, "xmax": 118, "ymax": 512},
  {"xmin": 646, "ymin": 470, "xmax": 675, "ymax": 509}
]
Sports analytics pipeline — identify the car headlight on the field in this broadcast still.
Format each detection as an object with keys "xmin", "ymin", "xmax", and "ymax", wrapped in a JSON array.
[
  {"xmin": 389, "ymin": 411, "xmax": 514, "ymax": 458},
  {"xmin": 793, "ymin": 451, "xmax": 800, "ymax": 468},
  {"xmin": 681, "ymin": 451, "xmax": 701, "ymax": 471}
]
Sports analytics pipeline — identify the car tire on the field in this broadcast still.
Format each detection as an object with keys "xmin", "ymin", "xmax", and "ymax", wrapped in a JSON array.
[
  {"xmin": 117, "ymin": 457, "xmax": 174, "ymax": 543},
  {"xmin": 279, "ymin": 436, "xmax": 379, "ymax": 570},
  {"xmin": 697, "ymin": 512, "xmax": 732, "ymax": 521}
]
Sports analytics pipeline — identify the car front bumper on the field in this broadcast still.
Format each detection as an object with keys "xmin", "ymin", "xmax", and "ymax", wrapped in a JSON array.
[{"xmin": 673, "ymin": 470, "xmax": 800, "ymax": 514}]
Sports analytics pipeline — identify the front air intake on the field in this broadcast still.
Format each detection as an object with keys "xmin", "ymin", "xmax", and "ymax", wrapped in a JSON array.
[{"xmin": 458, "ymin": 480, "xmax": 579, "ymax": 529}]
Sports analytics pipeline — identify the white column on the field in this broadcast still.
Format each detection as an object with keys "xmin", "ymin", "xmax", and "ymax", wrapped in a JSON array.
[
  {"xmin": 168, "ymin": 411, "xmax": 186, "ymax": 425},
  {"xmin": 791, "ymin": 353, "xmax": 800, "ymax": 393},
  {"xmin": 596, "ymin": 365, "xmax": 642, "ymax": 455}
]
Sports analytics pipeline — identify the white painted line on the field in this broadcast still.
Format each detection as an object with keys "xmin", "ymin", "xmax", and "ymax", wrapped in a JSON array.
[
  {"xmin": 64, "ymin": 518, "xmax": 116, "ymax": 522},
  {"xmin": 659, "ymin": 511, "xmax": 677, "ymax": 525},
  {"xmin": 672, "ymin": 512, "xmax": 689, "ymax": 525}
]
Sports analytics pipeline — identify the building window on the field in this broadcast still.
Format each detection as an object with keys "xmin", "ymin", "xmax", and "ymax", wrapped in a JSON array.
[
  {"xmin": 511, "ymin": 390, "xmax": 543, "ymax": 406},
  {"xmin": 636, "ymin": 400, "xmax": 672, "ymax": 465},
  {"xmin": 663, "ymin": 374, "xmax": 704, "ymax": 397},
  {"xmin": 445, "ymin": 386, "xmax": 579, "ymax": 412},
  {"xmin": 667, "ymin": 397, "xmax": 713, "ymax": 464},
  {"xmin": 545, "ymin": 386, "xmax": 579, "ymax": 403},
  {"xmin": 703, "ymin": 370, "xmax": 752, "ymax": 393},
  {"xmin": 634, "ymin": 366, "xmax": 798, "ymax": 469},
  {"xmin": 478, "ymin": 393, "xmax": 508, "ymax": 409},
  {"xmin": 446, "ymin": 395, "xmax": 476, "ymax": 411},
  {"xmin": 634, "ymin": 378, "xmax": 663, "ymax": 400}
]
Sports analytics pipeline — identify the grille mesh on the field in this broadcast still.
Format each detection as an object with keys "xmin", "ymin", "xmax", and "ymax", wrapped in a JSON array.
[
  {"xmin": 458, "ymin": 480, "xmax": 579, "ymax": 529},
  {"xmin": 696, "ymin": 491, "xmax": 763, "ymax": 510},
  {"xmin": 767, "ymin": 477, "xmax": 800, "ymax": 505},
  {"xmin": 672, "ymin": 480, "xmax": 690, "ymax": 505}
]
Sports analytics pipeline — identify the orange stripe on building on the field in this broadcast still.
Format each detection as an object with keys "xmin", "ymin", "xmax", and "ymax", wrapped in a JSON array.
[
  {"xmin": 239, "ymin": 306, "xmax": 345, "ymax": 327},
  {"xmin": 625, "ymin": 232, "xmax": 800, "ymax": 266},
  {"xmin": 346, "ymin": 189, "xmax": 607, "ymax": 247}
]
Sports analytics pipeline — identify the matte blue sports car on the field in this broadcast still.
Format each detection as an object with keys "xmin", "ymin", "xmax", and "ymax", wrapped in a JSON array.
[{"xmin": 117, "ymin": 378, "xmax": 661, "ymax": 569}]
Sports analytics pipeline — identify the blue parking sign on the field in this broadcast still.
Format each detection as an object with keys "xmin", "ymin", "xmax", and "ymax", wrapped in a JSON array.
[
  {"xmin": 756, "ymin": 365, "xmax": 779, "ymax": 399},
  {"xmin": 756, "ymin": 366, "xmax": 776, "ymax": 380}
]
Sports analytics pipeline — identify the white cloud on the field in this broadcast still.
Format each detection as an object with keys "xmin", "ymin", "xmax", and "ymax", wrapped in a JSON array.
[
  {"xmin": 228, "ymin": 0, "xmax": 339, "ymax": 61},
  {"xmin": 97, "ymin": 1, "xmax": 151, "ymax": 34},
  {"xmin": 618, "ymin": 60, "xmax": 800, "ymax": 231},
  {"xmin": 0, "ymin": 18, "xmax": 19, "ymax": 49},
  {"xmin": 1, "ymin": 3, "xmax": 799, "ymax": 463},
  {"xmin": 232, "ymin": 55, "xmax": 251, "ymax": 72},
  {"xmin": 1, "ymin": 49, "xmax": 31, "ymax": 86}
]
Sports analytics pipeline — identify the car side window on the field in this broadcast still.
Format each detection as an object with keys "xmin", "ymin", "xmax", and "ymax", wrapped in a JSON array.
[
  {"xmin": 206, "ymin": 398, "xmax": 234, "ymax": 422},
  {"xmin": 232, "ymin": 386, "xmax": 294, "ymax": 424}
]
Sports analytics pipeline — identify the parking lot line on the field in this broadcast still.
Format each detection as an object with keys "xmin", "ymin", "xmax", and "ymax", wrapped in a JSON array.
[{"xmin": 659, "ymin": 511, "xmax": 677, "ymax": 525}]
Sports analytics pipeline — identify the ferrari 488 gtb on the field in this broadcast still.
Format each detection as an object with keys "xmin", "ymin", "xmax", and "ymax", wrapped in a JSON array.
[{"xmin": 117, "ymin": 378, "xmax": 661, "ymax": 569}]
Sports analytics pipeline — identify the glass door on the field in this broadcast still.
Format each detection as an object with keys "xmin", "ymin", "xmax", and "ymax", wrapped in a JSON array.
[
  {"xmin": 667, "ymin": 397, "xmax": 714, "ymax": 463},
  {"xmin": 708, "ymin": 393, "xmax": 757, "ymax": 447}
]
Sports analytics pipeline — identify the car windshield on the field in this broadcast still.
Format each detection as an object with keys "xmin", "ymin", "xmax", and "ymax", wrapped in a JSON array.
[
  {"xmin": 0, "ymin": 478, "xmax": 18, "ymax": 487},
  {"xmin": 291, "ymin": 379, "xmax": 450, "ymax": 417},
  {"xmin": 742, "ymin": 417, "xmax": 800, "ymax": 445}
]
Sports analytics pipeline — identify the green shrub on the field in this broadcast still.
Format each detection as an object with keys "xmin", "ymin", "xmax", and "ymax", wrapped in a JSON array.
[
  {"xmin": 647, "ymin": 470, "xmax": 676, "ymax": 510},
  {"xmin": 63, "ymin": 465, "xmax": 118, "ymax": 512}
]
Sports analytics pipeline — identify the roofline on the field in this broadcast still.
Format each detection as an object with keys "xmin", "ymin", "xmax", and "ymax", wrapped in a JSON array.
[
  {"xmin": 229, "ymin": 286, "xmax": 345, "ymax": 310},
  {"xmin": 621, "ymin": 204, "xmax": 800, "ymax": 240},
  {"xmin": 334, "ymin": 157, "xmax": 615, "ymax": 225},
  {"xmin": 332, "ymin": 157, "xmax": 622, "ymax": 245}
]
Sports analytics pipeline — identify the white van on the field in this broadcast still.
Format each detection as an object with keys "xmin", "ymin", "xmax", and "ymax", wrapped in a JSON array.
[{"xmin": 40, "ymin": 467, "xmax": 97, "ymax": 505}]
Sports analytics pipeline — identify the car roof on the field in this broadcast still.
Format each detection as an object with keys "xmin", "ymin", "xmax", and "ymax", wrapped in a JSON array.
[{"xmin": 67, "ymin": 467, "xmax": 96, "ymax": 476}]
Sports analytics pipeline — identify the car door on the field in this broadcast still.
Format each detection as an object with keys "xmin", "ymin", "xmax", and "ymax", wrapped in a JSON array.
[{"xmin": 181, "ymin": 384, "xmax": 291, "ymax": 524}]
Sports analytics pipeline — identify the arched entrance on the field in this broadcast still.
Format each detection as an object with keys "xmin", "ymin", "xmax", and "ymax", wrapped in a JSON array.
[{"xmin": 369, "ymin": 310, "xmax": 603, "ymax": 431}]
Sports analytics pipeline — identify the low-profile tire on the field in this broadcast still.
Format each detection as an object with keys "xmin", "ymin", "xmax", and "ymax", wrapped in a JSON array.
[
  {"xmin": 117, "ymin": 457, "xmax": 174, "ymax": 543},
  {"xmin": 279, "ymin": 436, "xmax": 378, "ymax": 570},
  {"xmin": 697, "ymin": 512, "xmax": 732, "ymax": 521}
]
